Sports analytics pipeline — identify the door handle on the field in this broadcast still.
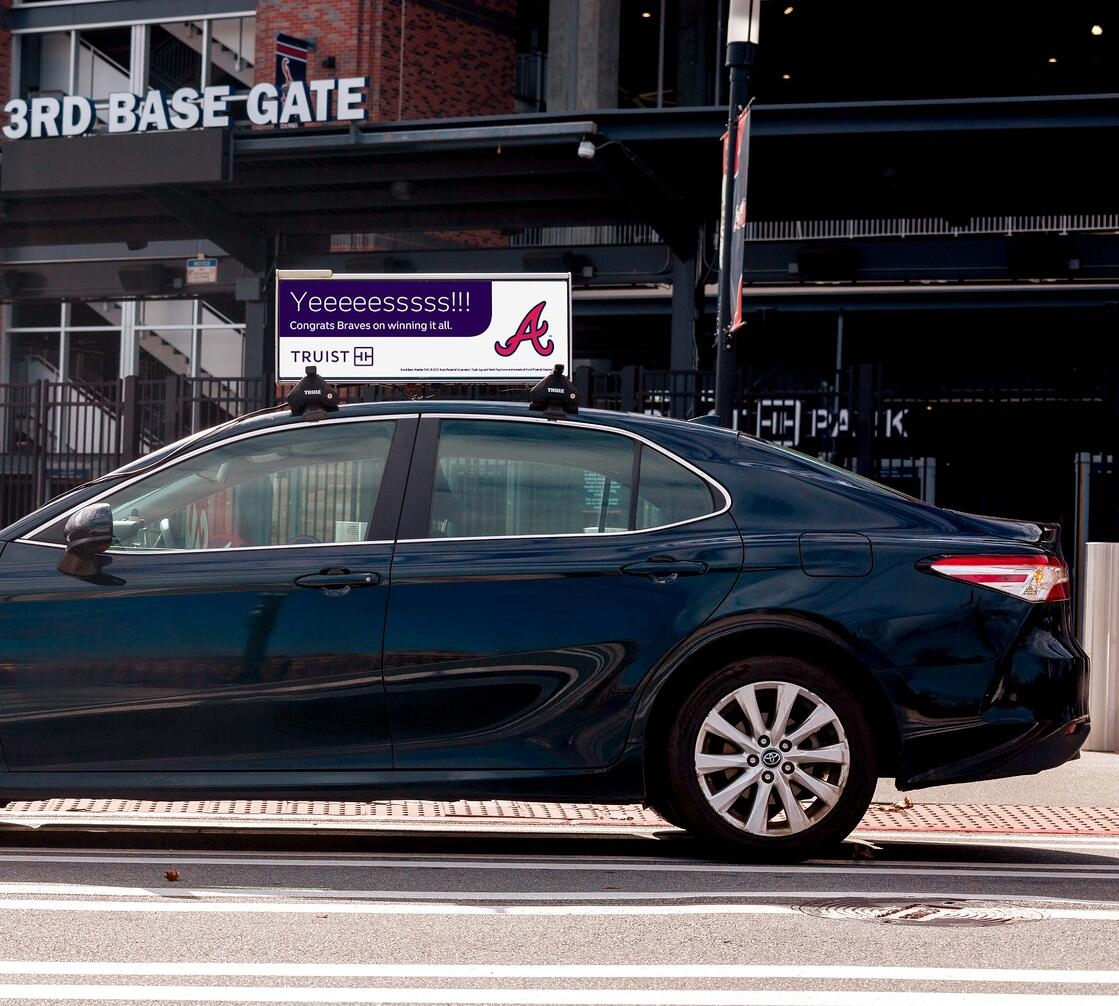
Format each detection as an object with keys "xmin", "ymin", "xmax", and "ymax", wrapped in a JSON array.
[
  {"xmin": 621, "ymin": 558, "xmax": 708, "ymax": 581},
  {"xmin": 294, "ymin": 569, "xmax": 382, "ymax": 591}
]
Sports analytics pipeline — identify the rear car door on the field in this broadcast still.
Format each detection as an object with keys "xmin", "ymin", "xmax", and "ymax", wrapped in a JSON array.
[
  {"xmin": 382, "ymin": 414, "xmax": 744, "ymax": 770},
  {"xmin": 0, "ymin": 415, "xmax": 414, "ymax": 772}
]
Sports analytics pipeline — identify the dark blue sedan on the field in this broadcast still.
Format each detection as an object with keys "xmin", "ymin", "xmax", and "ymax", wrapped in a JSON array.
[{"xmin": 0, "ymin": 396, "xmax": 1090, "ymax": 859}]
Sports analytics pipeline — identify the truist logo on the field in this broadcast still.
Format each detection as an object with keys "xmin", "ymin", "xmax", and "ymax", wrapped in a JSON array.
[{"xmin": 495, "ymin": 302, "xmax": 554, "ymax": 357}]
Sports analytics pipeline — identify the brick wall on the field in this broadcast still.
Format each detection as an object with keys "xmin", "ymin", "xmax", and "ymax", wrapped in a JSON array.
[
  {"xmin": 254, "ymin": 1, "xmax": 371, "ymax": 89},
  {"xmin": 383, "ymin": 0, "xmax": 516, "ymax": 121},
  {"xmin": 254, "ymin": 0, "xmax": 516, "ymax": 123}
]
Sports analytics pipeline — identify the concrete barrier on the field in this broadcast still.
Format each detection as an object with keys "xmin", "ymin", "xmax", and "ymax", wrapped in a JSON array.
[{"xmin": 1083, "ymin": 542, "xmax": 1119, "ymax": 752}]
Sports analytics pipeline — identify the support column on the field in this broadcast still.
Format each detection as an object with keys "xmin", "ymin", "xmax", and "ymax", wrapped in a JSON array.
[
  {"xmin": 129, "ymin": 24, "xmax": 150, "ymax": 93},
  {"xmin": 546, "ymin": 0, "xmax": 620, "ymax": 111},
  {"xmin": 118, "ymin": 301, "xmax": 139, "ymax": 378},
  {"xmin": 57, "ymin": 302, "xmax": 71, "ymax": 383},
  {"xmin": 0, "ymin": 304, "xmax": 12, "ymax": 384},
  {"xmin": 670, "ymin": 248, "xmax": 697, "ymax": 387},
  {"xmin": 243, "ymin": 297, "xmax": 269, "ymax": 400}
]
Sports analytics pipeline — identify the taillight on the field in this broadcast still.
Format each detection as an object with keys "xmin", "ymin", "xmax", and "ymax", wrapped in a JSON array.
[{"xmin": 926, "ymin": 554, "xmax": 1070, "ymax": 602}]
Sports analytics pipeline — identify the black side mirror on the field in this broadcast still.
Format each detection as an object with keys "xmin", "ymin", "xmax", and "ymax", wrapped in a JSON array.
[{"xmin": 57, "ymin": 503, "xmax": 113, "ymax": 577}]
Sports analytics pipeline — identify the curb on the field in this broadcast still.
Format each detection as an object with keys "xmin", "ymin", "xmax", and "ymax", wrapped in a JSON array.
[{"xmin": 2, "ymin": 798, "xmax": 1117, "ymax": 837}]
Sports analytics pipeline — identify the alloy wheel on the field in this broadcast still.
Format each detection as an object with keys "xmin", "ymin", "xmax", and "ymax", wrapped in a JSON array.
[{"xmin": 693, "ymin": 679, "xmax": 851, "ymax": 837}]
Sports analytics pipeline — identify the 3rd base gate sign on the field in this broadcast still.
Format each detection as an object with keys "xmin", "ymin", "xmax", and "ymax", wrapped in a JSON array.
[{"xmin": 275, "ymin": 272, "xmax": 572, "ymax": 382}]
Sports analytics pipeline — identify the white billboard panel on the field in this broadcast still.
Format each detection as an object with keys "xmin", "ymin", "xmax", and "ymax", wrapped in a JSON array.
[{"xmin": 275, "ymin": 271, "xmax": 572, "ymax": 382}]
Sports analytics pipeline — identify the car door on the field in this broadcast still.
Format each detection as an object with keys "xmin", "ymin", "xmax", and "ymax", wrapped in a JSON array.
[
  {"xmin": 0, "ymin": 415, "xmax": 415, "ymax": 773},
  {"xmin": 382, "ymin": 414, "xmax": 744, "ymax": 771}
]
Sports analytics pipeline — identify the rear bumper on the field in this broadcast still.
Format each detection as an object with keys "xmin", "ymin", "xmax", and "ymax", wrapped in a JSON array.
[
  {"xmin": 899, "ymin": 602, "xmax": 1091, "ymax": 789},
  {"xmin": 900, "ymin": 715, "xmax": 1090, "ymax": 790}
]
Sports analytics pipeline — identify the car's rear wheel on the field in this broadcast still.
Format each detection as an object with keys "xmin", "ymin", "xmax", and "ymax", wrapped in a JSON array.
[{"xmin": 665, "ymin": 656, "xmax": 877, "ymax": 859}]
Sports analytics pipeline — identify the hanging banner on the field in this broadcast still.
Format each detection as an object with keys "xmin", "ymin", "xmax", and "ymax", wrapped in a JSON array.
[
  {"xmin": 275, "ymin": 272, "xmax": 572, "ymax": 382},
  {"xmin": 276, "ymin": 33, "xmax": 311, "ymax": 129},
  {"xmin": 728, "ymin": 102, "xmax": 752, "ymax": 332}
]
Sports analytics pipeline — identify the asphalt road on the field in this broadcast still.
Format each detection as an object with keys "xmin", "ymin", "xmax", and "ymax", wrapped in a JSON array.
[{"xmin": 0, "ymin": 827, "xmax": 1116, "ymax": 1005}]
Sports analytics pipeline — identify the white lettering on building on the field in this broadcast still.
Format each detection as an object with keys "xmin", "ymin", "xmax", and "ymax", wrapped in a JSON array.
[{"xmin": 2, "ymin": 78, "xmax": 369, "ymax": 140}]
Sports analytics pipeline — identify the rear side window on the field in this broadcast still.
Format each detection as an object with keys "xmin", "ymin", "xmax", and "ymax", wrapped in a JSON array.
[
  {"xmin": 429, "ymin": 419, "xmax": 719, "ymax": 539},
  {"xmin": 635, "ymin": 447, "xmax": 716, "ymax": 530}
]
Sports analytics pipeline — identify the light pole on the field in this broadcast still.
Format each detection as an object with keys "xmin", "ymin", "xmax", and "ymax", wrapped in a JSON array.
[{"xmin": 713, "ymin": 0, "xmax": 760, "ymax": 427}]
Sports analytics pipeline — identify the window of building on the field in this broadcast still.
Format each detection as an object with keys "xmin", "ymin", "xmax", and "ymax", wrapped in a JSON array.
[
  {"xmin": 148, "ymin": 17, "xmax": 255, "ymax": 92},
  {"xmin": 15, "ymin": 16, "xmax": 255, "ymax": 126},
  {"xmin": 5, "ymin": 302, "xmax": 120, "ymax": 385},
  {"xmin": 135, "ymin": 298, "xmax": 246, "ymax": 384},
  {"xmin": 4, "ymin": 297, "xmax": 245, "ymax": 389},
  {"xmin": 752, "ymin": 0, "xmax": 1119, "ymax": 103},
  {"xmin": 618, "ymin": 0, "xmax": 679, "ymax": 108}
]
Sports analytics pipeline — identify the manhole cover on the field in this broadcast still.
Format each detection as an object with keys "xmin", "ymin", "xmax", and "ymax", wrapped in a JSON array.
[{"xmin": 798, "ymin": 899, "xmax": 1046, "ymax": 927}]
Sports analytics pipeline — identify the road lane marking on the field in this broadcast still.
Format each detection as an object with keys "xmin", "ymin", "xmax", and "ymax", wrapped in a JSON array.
[
  {"xmin": 0, "ymin": 851, "xmax": 1117, "ymax": 880},
  {"xmin": 1, "ymin": 883, "xmax": 1118, "ymax": 908},
  {"xmin": 0, "ymin": 898, "xmax": 1117, "ymax": 919},
  {"xmin": 0, "ymin": 985, "xmax": 1116, "ymax": 1003},
  {"xmin": 0, "ymin": 964, "xmax": 1117, "ymax": 983}
]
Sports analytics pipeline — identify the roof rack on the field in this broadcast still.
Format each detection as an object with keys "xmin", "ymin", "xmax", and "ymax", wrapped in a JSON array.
[
  {"xmin": 286, "ymin": 366, "xmax": 340, "ymax": 420},
  {"xmin": 528, "ymin": 364, "xmax": 580, "ymax": 420}
]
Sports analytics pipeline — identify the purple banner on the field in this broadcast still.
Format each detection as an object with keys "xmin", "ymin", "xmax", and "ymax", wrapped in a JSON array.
[{"xmin": 278, "ymin": 279, "xmax": 494, "ymax": 338}]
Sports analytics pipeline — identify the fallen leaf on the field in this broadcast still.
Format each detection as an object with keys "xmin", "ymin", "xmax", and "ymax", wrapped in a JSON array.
[{"xmin": 164, "ymin": 869, "xmax": 180, "ymax": 882}]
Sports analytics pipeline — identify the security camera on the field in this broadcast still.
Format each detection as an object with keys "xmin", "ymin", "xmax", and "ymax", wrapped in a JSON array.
[{"xmin": 577, "ymin": 140, "xmax": 596, "ymax": 160}]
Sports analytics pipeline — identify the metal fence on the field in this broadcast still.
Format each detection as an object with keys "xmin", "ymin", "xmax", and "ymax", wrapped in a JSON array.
[
  {"xmin": 0, "ymin": 376, "xmax": 269, "ymax": 527},
  {"xmin": 2, "ymin": 367, "xmax": 1114, "ymax": 553}
]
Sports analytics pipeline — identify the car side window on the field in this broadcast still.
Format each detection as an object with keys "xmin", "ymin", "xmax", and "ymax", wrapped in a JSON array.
[
  {"xmin": 427, "ymin": 420, "xmax": 720, "ymax": 539},
  {"xmin": 431, "ymin": 420, "xmax": 635, "ymax": 538},
  {"xmin": 635, "ymin": 446, "xmax": 717, "ymax": 530},
  {"xmin": 34, "ymin": 420, "xmax": 396, "ymax": 550}
]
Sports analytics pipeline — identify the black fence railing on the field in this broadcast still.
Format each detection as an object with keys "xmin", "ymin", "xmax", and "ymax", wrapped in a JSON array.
[
  {"xmin": 1, "ymin": 376, "xmax": 270, "ymax": 527},
  {"xmin": 3, "ymin": 366, "xmax": 1115, "ymax": 556}
]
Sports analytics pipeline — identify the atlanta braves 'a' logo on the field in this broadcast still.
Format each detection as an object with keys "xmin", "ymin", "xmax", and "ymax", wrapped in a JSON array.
[{"xmin": 495, "ymin": 301, "xmax": 554, "ymax": 357}]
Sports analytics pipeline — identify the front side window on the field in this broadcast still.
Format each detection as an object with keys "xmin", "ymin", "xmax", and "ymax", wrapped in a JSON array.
[
  {"xmin": 428, "ymin": 420, "xmax": 718, "ymax": 539},
  {"xmin": 34, "ymin": 420, "xmax": 396, "ymax": 550}
]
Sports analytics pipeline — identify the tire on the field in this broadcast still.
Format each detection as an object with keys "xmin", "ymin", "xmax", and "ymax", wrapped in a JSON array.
[{"xmin": 664, "ymin": 656, "xmax": 877, "ymax": 860}]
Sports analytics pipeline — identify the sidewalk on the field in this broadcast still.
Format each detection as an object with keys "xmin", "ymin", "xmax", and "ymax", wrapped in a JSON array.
[{"xmin": 1, "ymin": 753, "xmax": 1115, "ymax": 839}]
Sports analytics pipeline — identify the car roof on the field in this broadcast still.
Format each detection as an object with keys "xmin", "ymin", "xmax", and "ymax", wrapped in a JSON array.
[{"xmin": 191, "ymin": 399, "xmax": 748, "ymax": 452}]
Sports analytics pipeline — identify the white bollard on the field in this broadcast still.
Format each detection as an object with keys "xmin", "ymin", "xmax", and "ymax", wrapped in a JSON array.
[{"xmin": 1083, "ymin": 541, "xmax": 1119, "ymax": 752}]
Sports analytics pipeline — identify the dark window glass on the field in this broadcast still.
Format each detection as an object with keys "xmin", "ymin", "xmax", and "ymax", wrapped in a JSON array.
[
  {"xmin": 635, "ymin": 447, "xmax": 716, "ymax": 529},
  {"xmin": 431, "ymin": 420, "xmax": 635, "ymax": 538},
  {"xmin": 34, "ymin": 420, "xmax": 396, "ymax": 549}
]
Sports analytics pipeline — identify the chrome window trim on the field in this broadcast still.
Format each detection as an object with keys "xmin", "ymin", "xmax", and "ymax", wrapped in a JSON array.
[
  {"xmin": 20, "ymin": 414, "xmax": 412, "ymax": 552},
  {"xmin": 398, "ymin": 412, "xmax": 732, "ymax": 544},
  {"xmin": 16, "ymin": 537, "xmax": 396, "ymax": 554}
]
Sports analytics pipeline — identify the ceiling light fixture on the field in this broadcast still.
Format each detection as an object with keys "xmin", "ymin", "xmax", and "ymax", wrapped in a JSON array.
[
  {"xmin": 782, "ymin": 73, "xmax": 791, "ymax": 79},
  {"xmin": 1048, "ymin": 56, "xmax": 1058, "ymax": 63},
  {"xmin": 784, "ymin": 5, "xmax": 794, "ymax": 13},
  {"xmin": 1091, "ymin": 24, "xmax": 1103, "ymax": 35},
  {"xmin": 641, "ymin": 10, "xmax": 652, "ymax": 17}
]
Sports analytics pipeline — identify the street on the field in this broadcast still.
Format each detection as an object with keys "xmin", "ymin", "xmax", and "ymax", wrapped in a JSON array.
[{"xmin": 0, "ymin": 823, "xmax": 1117, "ymax": 1005}]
